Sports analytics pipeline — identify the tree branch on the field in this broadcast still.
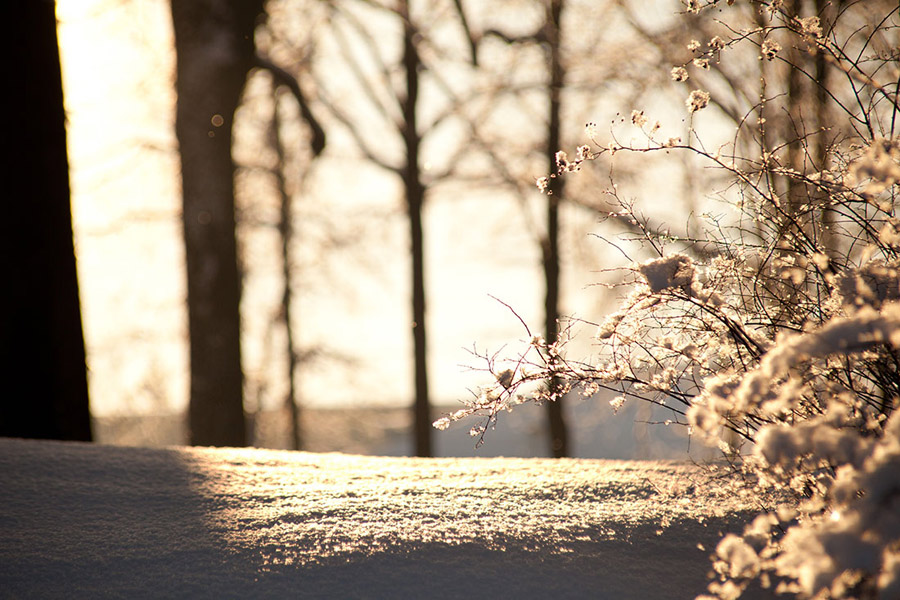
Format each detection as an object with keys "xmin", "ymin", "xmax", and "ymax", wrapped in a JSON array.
[{"xmin": 254, "ymin": 54, "xmax": 326, "ymax": 156}]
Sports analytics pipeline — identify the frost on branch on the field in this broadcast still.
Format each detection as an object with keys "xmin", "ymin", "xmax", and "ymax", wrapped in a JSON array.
[
  {"xmin": 686, "ymin": 89, "xmax": 710, "ymax": 113},
  {"xmin": 848, "ymin": 138, "xmax": 900, "ymax": 197},
  {"xmin": 670, "ymin": 66, "xmax": 689, "ymax": 82},
  {"xmin": 691, "ymin": 304, "xmax": 900, "ymax": 430},
  {"xmin": 760, "ymin": 39, "xmax": 781, "ymax": 61},
  {"xmin": 432, "ymin": 329, "xmax": 563, "ymax": 448},
  {"xmin": 436, "ymin": 1, "xmax": 900, "ymax": 596},
  {"xmin": 688, "ymin": 303, "xmax": 900, "ymax": 598},
  {"xmin": 835, "ymin": 260, "xmax": 900, "ymax": 310}
]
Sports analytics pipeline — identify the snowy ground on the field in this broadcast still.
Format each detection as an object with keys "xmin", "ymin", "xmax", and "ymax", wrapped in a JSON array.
[{"xmin": 0, "ymin": 438, "xmax": 776, "ymax": 599}]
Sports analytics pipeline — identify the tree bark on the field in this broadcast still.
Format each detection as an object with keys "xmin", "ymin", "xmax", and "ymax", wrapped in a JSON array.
[
  {"xmin": 401, "ymin": 1, "xmax": 432, "ymax": 457},
  {"xmin": 543, "ymin": 0, "xmax": 569, "ymax": 458},
  {"xmin": 171, "ymin": 0, "xmax": 264, "ymax": 447},
  {"xmin": 271, "ymin": 90, "xmax": 302, "ymax": 451},
  {"xmin": 2, "ymin": 0, "xmax": 92, "ymax": 441}
]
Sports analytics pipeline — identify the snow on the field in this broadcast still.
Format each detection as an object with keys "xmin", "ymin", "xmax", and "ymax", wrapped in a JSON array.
[
  {"xmin": 0, "ymin": 437, "xmax": 776, "ymax": 599},
  {"xmin": 638, "ymin": 254, "xmax": 695, "ymax": 294}
]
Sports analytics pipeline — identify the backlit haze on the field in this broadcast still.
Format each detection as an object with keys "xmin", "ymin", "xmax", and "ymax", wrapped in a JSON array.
[{"xmin": 56, "ymin": 0, "xmax": 612, "ymax": 420}]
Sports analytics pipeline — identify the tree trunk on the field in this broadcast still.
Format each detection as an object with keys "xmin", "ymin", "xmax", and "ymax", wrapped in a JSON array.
[
  {"xmin": 2, "ymin": 0, "xmax": 92, "ymax": 441},
  {"xmin": 401, "ymin": 2, "xmax": 432, "ymax": 457},
  {"xmin": 171, "ymin": 0, "xmax": 264, "ymax": 447},
  {"xmin": 271, "ymin": 89, "xmax": 302, "ymax": 451},
  {"xmin": 543, "ymin": 0, "xmax": 569, "ymax": 458}
]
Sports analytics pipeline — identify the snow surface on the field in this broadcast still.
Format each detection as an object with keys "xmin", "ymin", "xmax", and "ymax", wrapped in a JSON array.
[{"xmin": 0, "ymin": 438, "xmax": 775, "ymax": 599}]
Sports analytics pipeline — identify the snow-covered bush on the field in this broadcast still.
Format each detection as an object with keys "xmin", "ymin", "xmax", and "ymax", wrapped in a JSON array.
[{"xmin": 436, "ymin": 1, "xmax": 900, "ymax": 597}]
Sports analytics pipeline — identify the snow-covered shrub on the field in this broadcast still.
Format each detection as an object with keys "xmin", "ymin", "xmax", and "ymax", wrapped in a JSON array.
[{"xmin": 436, "ymin": 0, "xmax": 900, "ymax": 597}]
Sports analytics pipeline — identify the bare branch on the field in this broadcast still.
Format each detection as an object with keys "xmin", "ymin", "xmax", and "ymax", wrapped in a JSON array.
[{"xmin": 254, "ymin": 54, "xmax": 326, "ymax": 156}]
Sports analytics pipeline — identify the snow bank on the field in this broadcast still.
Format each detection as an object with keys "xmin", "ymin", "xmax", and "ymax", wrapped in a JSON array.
[{"xmin": 0, "ymin": 438, "xmax": 771, "ymax": 599}]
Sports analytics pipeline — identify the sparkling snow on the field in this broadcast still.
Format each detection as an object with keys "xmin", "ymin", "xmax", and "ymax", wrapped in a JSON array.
[{"xmin": 0, "ymin": 438, "xmax": 776, "ymax": 598}]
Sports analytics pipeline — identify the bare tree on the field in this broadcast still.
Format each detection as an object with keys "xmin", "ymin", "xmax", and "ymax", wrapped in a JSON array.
[
  {"xmin": 263, "ymin": 70, "xmax": 326, "ymax": 450},
  {"xmin": 171, "ymin": 0, "xmax": 265, "ymax": 446},
  {"xmin": 269, "ymin": 0, "xmax": 480, "ymax": 456},
  {"xmin": 271, "ymin": 91, "xmax": 304, "ymax": 449},
  {"xmin": 448, "ymin": 0, "xmax": 627, "ymax": 456},
  {"xmin": 3, "ymin": 0, "xmax": 92, "ymax": 441}
]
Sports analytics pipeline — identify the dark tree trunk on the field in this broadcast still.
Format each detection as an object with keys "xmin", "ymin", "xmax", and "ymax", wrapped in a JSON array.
[
  {"xmin": 2, "ymin": 0, "xmax": 92, "ymax": 441},
  {"xmin": 171, "ymin": 0, "xmax": 264, "ymax": 447},
  {"xmin": 401, "ymin": 2, "xmax": 432, "ymax": 457},
  {"xmin": 543, "ymin": 0, "xmax": 569, "ymax": 458}
]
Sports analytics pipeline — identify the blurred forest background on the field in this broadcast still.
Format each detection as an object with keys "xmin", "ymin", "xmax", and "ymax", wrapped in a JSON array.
[{"xmin": 7, "ymin": 0, "xmax": 742, "ymax": 459}]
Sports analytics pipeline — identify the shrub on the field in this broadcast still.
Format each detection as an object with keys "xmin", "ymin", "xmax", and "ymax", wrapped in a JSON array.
[{"xmin": 437, "ymin": 1, "xmax": 900, "ymax": 597}]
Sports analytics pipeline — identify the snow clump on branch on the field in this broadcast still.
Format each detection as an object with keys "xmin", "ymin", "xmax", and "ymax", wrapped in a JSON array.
[
  {"xmin": 686, "ymin": 89, "xmax": 710, "ymax": 113},
  {"xmin": 638, "ymin": 254, "xmax": 694, "ymax": 294}
]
